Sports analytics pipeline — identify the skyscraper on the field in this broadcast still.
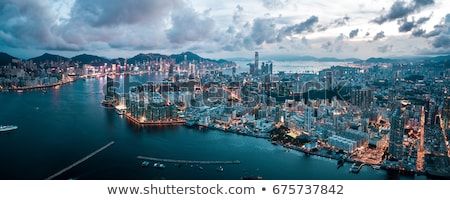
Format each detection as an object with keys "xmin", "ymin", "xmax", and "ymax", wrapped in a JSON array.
[
  {"xmin": 255, "ymin": 51, "xmax": 259, "ymax": 70},
  {"xmin": 444, "ymin": 96, "xmax": 450, "ymax": 129},
  {"xmin": 388, "ymin": 108, "xmax": 404, "ymax": 160}
]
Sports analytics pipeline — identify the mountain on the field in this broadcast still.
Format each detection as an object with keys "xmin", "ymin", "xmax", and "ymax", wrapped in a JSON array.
[
  {"xmin": 356, "ymin": 57, "xmax": 396, "ymax": 64},
  {"xmin": 71, "ymin": 54, "xmax": 110, "ymax": 65},
  {"xmin": 0, "ymin": 52, "xmax": 18, "ymax": 66},
  {"xmin": 246, "ymin": 54, "xmax": 362, "ymax": 63},
  {"xmin": 127, "ymin": 53, "xmax": 170, "ymax": 64},
  {"xmin": 127, "ymin": 51, "xmax": 235, "ymax": 65},
  {"xmin": 28, "ymin": 53, "xmax": 69, "ymax": 63}
]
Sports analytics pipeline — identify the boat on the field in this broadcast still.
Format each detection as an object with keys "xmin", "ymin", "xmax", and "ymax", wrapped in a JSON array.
[
  {"xmin": 216, "ymin": 166, "xmax": 224, "ymax": 172},
  {"xmin": 141, "ymin": 161, "xmax": 150, "ymax": 167},
  {"xmin": 153, "ymin": 162, "xmax": 166, "ymax": 169},
  {"xmin": 349, "ymin": 162, "xmax": 365, "ymax": 173},
  {"xmin": 241, "ymin": 176, "xmax": 263, "ymax": 180},
  {"xmin": 0, "ymin": 125, "xmax": 18, "ymax": 132},
  {"xmin": 371, "ymin": 165, "xmax": 381, "ymax": 170}
]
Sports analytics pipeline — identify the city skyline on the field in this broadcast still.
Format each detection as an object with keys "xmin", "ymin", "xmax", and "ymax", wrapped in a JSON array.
[{"xmin": 1, "ymin": 0, "xmax": 450, "ymax": 60}]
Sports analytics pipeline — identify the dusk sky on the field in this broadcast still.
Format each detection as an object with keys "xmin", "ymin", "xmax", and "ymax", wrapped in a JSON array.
[{"xmin": 1, "ymin": 0, "xmax": 449, "ymax": 60}]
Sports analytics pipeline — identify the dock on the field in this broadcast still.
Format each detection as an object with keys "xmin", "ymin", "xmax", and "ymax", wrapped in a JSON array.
[
  {"xmin": 125, "ymin": 114, "xmax": 186, "ymax": 126},
  {"xmin": 46, "ymin": 141, "xmax": 115, "ymax": 180},
  {"xmin": 137, "ymin": 156, "xmax": 241, "ymax": 165}
]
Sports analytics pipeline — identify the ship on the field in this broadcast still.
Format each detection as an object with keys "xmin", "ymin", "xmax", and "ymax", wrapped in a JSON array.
[{"xmin": 0, "ymin": 125, "xmax": 18, "ymax": 132}]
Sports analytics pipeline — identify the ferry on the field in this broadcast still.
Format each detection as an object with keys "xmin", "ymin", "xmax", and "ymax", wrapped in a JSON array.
[
  {"xmin": 153, "ymin": 162, "xmax": 166, "ymax": 169},
  {"xmin": 0, "ymin": 125, "xmax": 18, "ymax": 132},
  {"xmin": 141, "ymin": 161, "xmax": 150, "ymax": 167}
]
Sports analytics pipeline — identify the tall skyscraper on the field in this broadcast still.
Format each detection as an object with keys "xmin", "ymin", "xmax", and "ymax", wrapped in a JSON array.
[
  {"xmin": 254, "ymin": 51, "xmax": 259, "ymax": 75},
  {"xmin": 388, "ymin": 108, "xmax": 404, "ymax": 160},
  {"xmin": 444, "ymin": 96, "xmax": 450, "ymax": 129},
  {"xmin": 304, "ymin": 107, "xmax": 314, "ymax": 131}
]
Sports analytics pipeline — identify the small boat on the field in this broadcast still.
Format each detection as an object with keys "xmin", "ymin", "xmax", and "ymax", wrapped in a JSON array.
[
  {"xmin": 141, "ymin": 161, "xmax": 150, "ymax": 167},
  {"xmin": 198, "ymin": 166, "xmax": 204, "ymax": 170},
  {"xmin": 0, "ymin": 125, "xmax": 18, "ymax": 132},
  {"xmin": 153, "ymin": 162, "xmax": 166, "ymax": 169},
  {"xmin": 241, "ymin": 176, "xmax": 263, "ymax": 180},
  {"xmin": 216, "ymin": 166, "xmax": 224, "ymax": 172}
]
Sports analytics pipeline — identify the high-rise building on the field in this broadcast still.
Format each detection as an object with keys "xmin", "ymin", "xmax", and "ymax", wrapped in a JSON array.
[
  {"xmin": 388, "ymin": 108, "xmax": 404, "ymax": 160},
  {"xmin": 304, "ymin": 107, "xmax": 314, "ymax": 131},
  {"xmin": 254, "ymin": 51, "xmax": 259, "ymax": 73},
  {"xmin": 443, "ymin": 96, "xmax": 450, "ymax": 129}
]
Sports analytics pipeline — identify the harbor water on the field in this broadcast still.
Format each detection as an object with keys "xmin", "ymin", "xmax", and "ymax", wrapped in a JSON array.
[{"xmin": 0, "ymin": 73, "xmax": 428, "ymax": 180}]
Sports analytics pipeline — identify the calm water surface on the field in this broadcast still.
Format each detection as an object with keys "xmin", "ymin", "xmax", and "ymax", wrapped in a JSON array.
[{"xmin": 0, "ymin": 73, "xmax": 427, "ymax": 180}]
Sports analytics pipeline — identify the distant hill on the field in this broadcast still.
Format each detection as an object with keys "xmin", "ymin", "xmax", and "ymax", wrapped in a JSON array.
[
  {"xmin": 250, "ymin": 55, "xmax": 362, "ymax": 63},
  {"xmin": 0, "ymin": 52, "xmax": 18, "ymax": 66},
  {"xmin": 127, "ymin": 53, "xmax": 170, "ymax": 64},
  {"xmin": 28, "ymin": 53, "xmax": 69, "ymax": 64},
  {"xmin": 352, "ymin": 57, "xmax": 396, "ymax": 64},
  {"xmin": 71, "ymin": 54, "xmax": 110, "ymax": 65},
  {"xmin": 127, "ymin": 51, "xmax": 235, "ymax": 66}
]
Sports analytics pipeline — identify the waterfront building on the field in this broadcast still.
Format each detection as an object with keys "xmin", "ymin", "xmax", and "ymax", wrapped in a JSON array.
[
  {"xmin": 304, "ymin": 107, "xmax": 314, "ymax": 131},
  {"xmin": 444, "ymin": 96, "xmax": 450, "ymax": 129},
  {"xmin": 328, "ymin": 135, "xmax": 357, "ymax": 152},
  {"xmin": 388, "ymin": 108, "xmax": 405, "ymax": 160}
]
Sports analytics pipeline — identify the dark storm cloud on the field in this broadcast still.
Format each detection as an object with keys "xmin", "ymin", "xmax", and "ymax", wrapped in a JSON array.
[
  {"xmin": 166, "ymin": 8, "xmax": 215, "ymax": 44},
  {"xmin": 417, "ymin": 15, "xmax": 431, "ymax": 24},
  {"xmin": 432, "ymin": 35, "xmax": 450, "ymax": 48},
  {"xmin": 373, "ymin": 31, "xmax": 385, "ymax": 41},
  {"xmin": 398, "ymin": 19, "xmax": 415, "ymax": 32},
  {"xmin": 0, "ymin": 0, "xmax": 77, "ymax": 50},
  {"xmin": 70, "ymin": 0, "xmax": 184, "ymax": 27},
  {"xmin": 349, "ymin": 29, "xmax": 359, "ymax": 38},
  {"xmin": 250, "ymin": 18, "xmax": 279, "ymax": 45},
  {"xmin": 279, "ymin": 15, "xmax": 319, "ymax": 37},
  {"xmin": 372, "ymin": 0, "xmax": 434, "ymax": 24}
]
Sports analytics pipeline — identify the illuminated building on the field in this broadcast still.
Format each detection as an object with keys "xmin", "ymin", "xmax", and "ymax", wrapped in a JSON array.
[{"xmin": 388, "ymin": 108, "xmax": 405, "ymax": 160}]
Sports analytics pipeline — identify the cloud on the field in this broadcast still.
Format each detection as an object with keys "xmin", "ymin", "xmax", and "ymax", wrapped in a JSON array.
[
  {"xmin": 301, "ymin": 36, "xmax": 309, "ymax": 46},
  {"xmin": 250, "ymin": 18, "xmax": 279, "ymax": 45},
  {"xmin": 233, "ymin": 5, "xmax": 244, "ymax": 23},
  {"xmin": 372, "ymin": 0, "xmax": 435, "ymax": 24},
  {"xmin": 260, "ymin": 0, "xmax": 291, "ymax": 10},
  {"xmin": 166, "ymin": 8, "xmax": 215, "ymax": 44},
  {"xmin": 321, "ymin": 41, "xmax": 332, "ymax": 52},
  {"xmin": 377, "ymin": 44, "xmax": 393, "ymax": 53},
  {"xmin": 0, "ymin": 1, "xmax": 61, "ymax": 48},
  {"xmin": 335, "ymin": 33, "xmax": 345, "ymax": 42},
  {"xmin": 349, "ymin": 29, "xmax": 359, "ymax": 38},
  {"xmin": 317, "ymin": 16, "xmax": 349, "ymax": 32},
  {"xmin": 279, "ymin": 15, "xmax": 319, "ymax": 37},
  {"xmin": 412, "ymin": 28, "xmax": 426, "ymax": 37},
  {"xmin": 70, "ymin": 0, "xmax": 185, "ymax": 27},
  {"xmin": 432, "ymin": 35, "xmax": 450, "ymax": 48},
  {"xmin": 398, "ymin": 19, "xmax": 415, "ymax": 32},
  {"xmin": 373, "ymin": 31, "xmax": 386, "ymax": 41}
]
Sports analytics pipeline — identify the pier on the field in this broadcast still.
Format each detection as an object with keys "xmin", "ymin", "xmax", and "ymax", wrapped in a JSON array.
[
  {"xmin": 137, "ymin": 156, "xmax": 241, "ymax": 165},
  {"xmin": 125, "ymin": 114, "xmax": 186, "ymax": 126},
  {"xmin": 46, "ymin": 141, "xmax": 115, "ymax": 180}
]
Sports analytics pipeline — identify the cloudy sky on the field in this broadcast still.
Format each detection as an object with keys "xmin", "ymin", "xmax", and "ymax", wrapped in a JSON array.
[{"xmin": 0, "ymin": 0, "xmax": 449, "ymax": 60}]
